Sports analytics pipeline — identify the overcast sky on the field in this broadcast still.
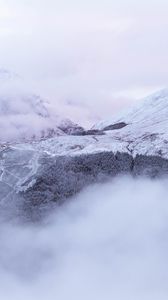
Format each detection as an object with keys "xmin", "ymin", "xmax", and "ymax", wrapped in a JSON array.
[{"xmin": 0, "ymin": 0, "xmax": 167, "ymax": 125}]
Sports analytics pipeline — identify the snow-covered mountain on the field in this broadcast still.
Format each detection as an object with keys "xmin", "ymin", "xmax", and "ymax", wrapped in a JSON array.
[
  {"xmin": 1, "ymin": 88, "xmax": 168, "ymax": 221},
  {"xmin": 0, "ymin": 70, "xmax": 84, "ymax": 142}
]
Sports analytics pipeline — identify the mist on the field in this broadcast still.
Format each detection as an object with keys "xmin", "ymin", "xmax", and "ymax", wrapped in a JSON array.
[
  {"xmin": 0, "ymin": 0, "xmax": 168, "ymax": 125},
  {"xmin": 0, "ymin": 176, "xmax": 168, "ymax": 299}
]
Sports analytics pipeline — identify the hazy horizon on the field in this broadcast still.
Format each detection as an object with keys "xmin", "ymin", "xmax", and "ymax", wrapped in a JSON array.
[{"xmin": 0, "ymin": 0, "xmax": 167, "ymax": 124}]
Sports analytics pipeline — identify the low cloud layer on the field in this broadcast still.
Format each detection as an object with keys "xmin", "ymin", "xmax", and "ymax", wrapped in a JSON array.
[{"xmin": 0, "ymin": 176, "xmax": 168, "ymax": 299}]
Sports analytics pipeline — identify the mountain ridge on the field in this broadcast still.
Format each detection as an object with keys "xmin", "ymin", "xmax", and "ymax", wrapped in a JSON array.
[{"xmin": 1, "ymin": 86, "xmax": 168, "ymax": 220}]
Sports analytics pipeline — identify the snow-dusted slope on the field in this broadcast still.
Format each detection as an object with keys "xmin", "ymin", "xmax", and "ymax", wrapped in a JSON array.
[
  {"xmin": 0, "ymin": 70, "xmax": 84, "ymax": 142},
  {"xmin": 94, "ymin": 89, "xmax": 168, "ymax": 132},
  {"xmin": 93, "ymin": 89, "xmax": 168, "ymax": 158}
]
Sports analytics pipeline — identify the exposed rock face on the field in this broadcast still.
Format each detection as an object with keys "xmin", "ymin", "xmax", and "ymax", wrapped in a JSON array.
[
  {"xmin": 103, "ymin": 122, "xmax": 127, "ymax": 131},
  {"xmin": 72, "ymin": 129, "xmax": 105, "ymax": 136}
]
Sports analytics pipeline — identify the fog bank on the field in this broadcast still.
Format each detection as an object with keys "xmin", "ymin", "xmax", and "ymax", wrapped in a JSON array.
[{"xmin": 0, "ymin": 176, "xmax": 168, "ymax": 299}]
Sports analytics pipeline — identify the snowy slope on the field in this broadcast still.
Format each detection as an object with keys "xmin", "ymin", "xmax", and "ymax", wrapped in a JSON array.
[
  {"xmin": 92, "ymin": 89, "xmax": 168, "ymax": 158},
  {"xmin": 0, "ymin": 70, "xmax": 84, "ymax": 142},
  {"xmin": 94, "ymin": 89, "xmax": 168, "ymax": 132}
]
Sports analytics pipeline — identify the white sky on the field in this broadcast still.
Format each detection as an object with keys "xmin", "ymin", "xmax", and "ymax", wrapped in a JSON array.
[{"xmin": 0, "ymin": 0, "xmax": 167, "ymax": 125}]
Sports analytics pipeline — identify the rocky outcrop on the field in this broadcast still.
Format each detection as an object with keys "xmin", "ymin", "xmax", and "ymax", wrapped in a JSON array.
[
  {"xmin": 72, "ymin": 129, "xmax": 105, "ymax": 136},
  {"xmin": 103, "ymin": 122, "xmax": 127, "ymax": 131}
]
